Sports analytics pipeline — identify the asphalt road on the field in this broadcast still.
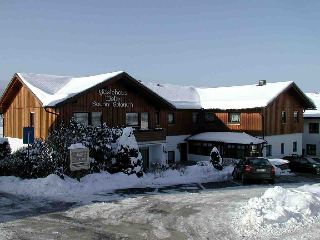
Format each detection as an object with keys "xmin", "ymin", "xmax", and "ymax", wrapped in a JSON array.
[{"xmin": 1, "ymin": 173, "xmax": 320, "ymax": 240}]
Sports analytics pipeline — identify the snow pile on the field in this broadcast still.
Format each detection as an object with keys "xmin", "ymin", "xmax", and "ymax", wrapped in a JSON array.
[
  {"xmin": 0, "ymin": 137, "xmax": 26, "ymax": 152},
  {"xmin": 0, "ymin": 165, "xmax": 233, "ymax": 203},
  {"xmin": 239, "ymin": 184, "xmax": 320, "ymax": 237}
]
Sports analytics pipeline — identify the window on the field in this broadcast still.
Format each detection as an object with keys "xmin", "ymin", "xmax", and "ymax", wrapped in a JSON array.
[
  {"xmin": 92, "ymin": 112, "xmax": 102, "ymax": 127},
  {"xmin": 205, "ymin": 112, "xmax": 215, "ymax": 123},
  {"xmin": 236, "ymin": 145, "xmax": 246, "ymax": 158},
  {"xmin": 294, "ymin": 111, "xmax": 299, "ymax": 123},
  {"xmin": 229, "ymin": 113, "xmax": 241, "ymax": 124},
  {"xmin": 141, "ymin": 112, "xmax": 149, "ymax": 129},
  {"xmin": 192, "ymin": 112, "xmax": 199, "ymax": 123},
  {"xmin": 281, "ymin": 143, "xmax": 284, "ymax": 154},
  {"xmin": 266, "ymin": 145, "xmax": 272, "ymax": 157},
  {"xmin": 168, "ymin": 151, "xmax": 175, "ymax": 164},
  {"xmin": 293, "ymin": 141, "xmax": 297, "ymax": 152},
  {"xmin": 309, "ymin": 123, "xmax": 319, "ymax": 134},
  {"xmin": 307, "ymin": 144, "xmax": 317, "ymax": 156},
  {"xmin": 30, "ymin": 112, "xmax": 35, "ymax": 127},
  {"xmin": 126, "ymin": 113, "xmax": 139, "ymax": 126},
  {"xmin": 168, "ymin": 113, "xmax": 174, "ymax": 124},
  {"xmin": 189, "ymin": 141, "xmax": 213, "ymax": 156},
  {"xmin": 281, "ymin": 111, "xmax": 286, "ymax": 124},
  {"xmin": 74, "ymin": 112, "xmax": 89, "ymax": 126},
  {"xmin": 155, "ymin": 110, "xmax": 160, "ymax": 125}
]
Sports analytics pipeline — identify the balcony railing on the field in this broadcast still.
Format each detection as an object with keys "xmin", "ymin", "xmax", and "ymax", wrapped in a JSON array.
[{"xmin": 133, "ymin": 128, "xmax": 166, "ymax": 143}]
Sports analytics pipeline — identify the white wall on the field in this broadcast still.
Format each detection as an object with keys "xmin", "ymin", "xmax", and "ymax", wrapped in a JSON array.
[
  {"xmin": 138, "ymin": 142, "xmax": 166, "ymax": 166},
  {"xmin": 303, "ymin": 118, "xmax": 320, "ymax": 157},
  {"xmin": 262, "ymin": 133, "xmax": 303, "ymax": 158},
  {"xmin": 166, "ymin": 135, "xmax": 190, "ymax": 162}
]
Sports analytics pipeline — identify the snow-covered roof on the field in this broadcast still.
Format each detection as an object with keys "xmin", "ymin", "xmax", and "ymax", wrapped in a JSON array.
[
  {"xmin": 17, "ymin": 71, "xmax": 124, "ymax": 106},
  {"xmin": 186, "ymin": 132, "xmax": 266, "ymax": 145},
  {"xmin": 304, "ymin": 93, "xmax": 320, "ymax": 118},
  {"xmin": 142, "ymin": 81, "xmax": 295, "ymax": 110},
  {"xmin": 141, "ymin": 82, "xmax": 201, "ymax": 109}
]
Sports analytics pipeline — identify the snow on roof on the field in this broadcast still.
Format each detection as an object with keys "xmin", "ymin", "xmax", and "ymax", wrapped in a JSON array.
[
  {"xmin": 195, "ymin": 81, "xmax": 293, "ymax": 110},
  {"xmin": 141, "ymin": 82, "xmax": 202, "ymax": 109},
  {"xmin": 304, "ymin": 93, "xmax": 320, "ymax": 118},
  {"xmin": 143, "ymin": 81, "xmax": 294, "ymax": 110},
  {"xmin": 17, "ymin": 71, "xmax": 124, "ymax": 106},
  {"xmin": 186, "ymin": 132, "xmax": 266, "ymax": 145}
]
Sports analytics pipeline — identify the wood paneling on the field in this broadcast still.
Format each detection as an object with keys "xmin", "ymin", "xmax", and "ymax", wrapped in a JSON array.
[
  {"xmin": 264, "ymin": 88, "xmax": 304, "ymax": 136},
  {"xmin": 3, "ymin": 78, "xmax": 57, "ymax": 139}
]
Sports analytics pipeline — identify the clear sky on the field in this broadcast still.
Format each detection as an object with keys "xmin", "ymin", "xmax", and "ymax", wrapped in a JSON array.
[{"xmin": 0, "ymin": 0, "xmax": 319, "ymax": 94}]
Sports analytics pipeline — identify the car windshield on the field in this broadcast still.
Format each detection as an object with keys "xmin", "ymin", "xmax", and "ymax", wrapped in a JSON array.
[
  {"xmin": 248, "ymin": 159, "xmax": 270, "ymax": 165},
  {"xmin": 308, "ymin": 158, "xmax": 320, "ymax": 164}
]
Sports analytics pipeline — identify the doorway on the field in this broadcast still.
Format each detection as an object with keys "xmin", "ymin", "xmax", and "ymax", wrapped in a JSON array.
[
  {"xmin": 180, "ymin": 143, "xmax": 187, "ymax": 162},
  {"xmin": 140, "ymin": 147, "xmax": 150, "ymax": 170}
]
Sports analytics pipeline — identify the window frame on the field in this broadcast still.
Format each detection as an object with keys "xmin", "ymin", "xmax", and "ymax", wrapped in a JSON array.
[
  {"xmin": 168, "ymin": 151, "xmax": 175, "ymax": 164},
  {"xmin": 30, "ymin": 112, "xmax": 35, "ymax": 127},
  {"xmin": 266, "ymin": 145, "xmax": 272, "ymax": 157},
  {"xmin": 204, "ymin": 112, "xmax": 215, "ymax": 123},
  {"xmin": 168, "ymin": 113, "xmax": 175, "ymax": 124},
  {"xmin": 228, "ymin": 113, "xmax": 241, "ymax": 124},
  {"xmin": 294, "ymin": 111, "xmax": 299, "ymax": 124},
  {"xmin": 306, "ymin": 144, "xmax": 317, "ymax": 156},
  {"xmin": 126, "ymin": 112, "xmax": 139, "ymax": 127},
  {"xmin": 293, "ymin": 141, "xmax": 297, "ymax": 152},
  {"xmin": 281, "ymin": 111, "xmax": 286, "ymax": 124},
  {"xmin": 309, "ymin": 123, "xmax": 319, "ymax": 134},
  {"xmin": 155, "ymin": 110, "xmax": 160, "ymax": 125},
  {"xmin": 192, "ymin": 112, "xmax": 199, "ymax": 124},
  {"xmin": 141, "ymin": 112, "xmax": 149, "ymax": 129},
  {"xmin": 73, "ymin": 112, "xmax": 89, "ymax": 126},
  {"xmin": 92, "ymin": 112, "xmax": 102, "ymax": 127}
]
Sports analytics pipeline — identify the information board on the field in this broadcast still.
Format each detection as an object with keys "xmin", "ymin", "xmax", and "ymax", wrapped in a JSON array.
[{"xmin": 69, "ymin": 148, "xmax": 90, "ymax": 171}]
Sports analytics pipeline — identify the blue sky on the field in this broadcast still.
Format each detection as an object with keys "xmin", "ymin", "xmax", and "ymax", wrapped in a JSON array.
[{"xmin": 0, "ymin": 0, "xmax": 319, "ymax": 93}]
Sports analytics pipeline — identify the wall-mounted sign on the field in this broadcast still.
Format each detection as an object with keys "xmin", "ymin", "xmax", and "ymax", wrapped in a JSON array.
[{"xmin": 92, "ymin": 88, "xmax": 134, "ymax": 108}]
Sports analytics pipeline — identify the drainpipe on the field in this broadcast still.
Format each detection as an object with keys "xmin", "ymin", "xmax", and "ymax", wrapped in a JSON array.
[
  {"xmin": 259, "ymin": 107, "xmax": 266, "ymax": 157},
  {"xmin": 44, "ymin": 107, "xmax": 59, "ymax": 133}
]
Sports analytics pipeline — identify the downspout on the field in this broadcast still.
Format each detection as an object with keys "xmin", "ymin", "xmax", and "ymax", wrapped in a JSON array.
[
  {"xmin": 259, "ymin": 107, "xmax": 266, "ymax": 157},
  {"xmin": 44, "ymin": 107, "xmax": 59, "ymax": 133}
]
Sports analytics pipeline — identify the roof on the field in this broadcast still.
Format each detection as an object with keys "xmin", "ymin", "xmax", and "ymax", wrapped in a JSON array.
[
  {"xmin": 142, "ymin": 81, "xmax": 311, "ymax": 110},
  {"xmin": 186, "ymin": 132, "xmax": 267, "ymax": 145},
  {"xmin": 17, "ymin": 71, "xmax": 124, "ymax": 106},
  {"xmin": 304, "ymin": 93, "xmax": 320, "ymax": 118}
]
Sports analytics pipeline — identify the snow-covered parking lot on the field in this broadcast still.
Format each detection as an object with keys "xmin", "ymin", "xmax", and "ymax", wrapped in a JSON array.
[{"xmin": 1, "ymin": 165, "xmax": 320, "ymax": 239}]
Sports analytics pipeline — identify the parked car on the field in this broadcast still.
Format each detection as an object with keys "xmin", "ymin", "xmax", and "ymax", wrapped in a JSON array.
[
  {"xmin": 283, "ymin": 155, "xmax": 320, "ymax": 174},
  {"xmin": 232, "ymin": 157, "xmax": 275, "ymax": 184}
]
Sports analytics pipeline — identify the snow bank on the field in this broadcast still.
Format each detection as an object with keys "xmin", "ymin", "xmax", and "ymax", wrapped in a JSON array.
[
  {"xmin": 0, "ymin": 165, "xmax": 233, "ymax": 203},
  {"xmin": 0, "ymin": 137, "xmax": 27, "ymax": 152},
  {"xmin": 239, "ymin": 184, "xmax": 320, "ymax": 237}
]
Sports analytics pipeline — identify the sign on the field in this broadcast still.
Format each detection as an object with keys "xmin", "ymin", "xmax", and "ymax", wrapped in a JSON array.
[
  {"xmin": 69, "ymin": 148, "xmax": 90, "ymax": 171},
  {"xmin": 92, "ymin": 88, "xmax": 134, "ymax": 108},
  {"xmin": 23, "ymin": 127, "xmax": 35, "ymax": 144}
]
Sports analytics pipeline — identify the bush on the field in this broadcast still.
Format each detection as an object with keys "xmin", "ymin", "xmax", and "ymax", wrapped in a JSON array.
[
  {"xmin": 0, "ymin": 141, "xmax": 11, "ymax": 160},
  {"xmin": 0, "ymin": 119, "xmax": 142, "ymax": 179}
]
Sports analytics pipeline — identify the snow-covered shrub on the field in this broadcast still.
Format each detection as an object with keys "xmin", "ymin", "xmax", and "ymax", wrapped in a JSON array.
[
  {"xmin": 0, "ymin": 140, "xmax": 11, "ymax": 160},
  {"xmin": 113, "ymin": 127, "xmax": 143, "ymax": 177},
  {"xmin": 210, "ymin": 147, "xmax": 223, "ymax": 170},
  {"xmin": 0, "ymin": 138, "xmax": 52, "ymax": 179}
]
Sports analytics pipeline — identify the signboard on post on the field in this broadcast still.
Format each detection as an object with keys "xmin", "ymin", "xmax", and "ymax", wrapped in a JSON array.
[
  {"xmin": 69, "ymin": 148, "xmax": 90, "ymax": 172},
  {"xmin": 23, "ymin": 127, "xmax": 35, "ymax": 144}
]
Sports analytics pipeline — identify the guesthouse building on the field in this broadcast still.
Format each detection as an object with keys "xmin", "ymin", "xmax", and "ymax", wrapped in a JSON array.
[{"xmin": 0, "ymin": 71, "xmax": 315, "ymax": 167}]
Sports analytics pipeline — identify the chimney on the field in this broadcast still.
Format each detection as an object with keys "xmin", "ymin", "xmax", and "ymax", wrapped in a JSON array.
[{"xmin": 258, "ymin": 80, "xmax": 266, "ymax": 86}]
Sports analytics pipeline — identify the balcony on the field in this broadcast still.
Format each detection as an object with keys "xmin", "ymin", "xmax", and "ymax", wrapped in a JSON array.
[{"xmin": 133, "ymin": 128, "xmax": 166, "ymax": 143}]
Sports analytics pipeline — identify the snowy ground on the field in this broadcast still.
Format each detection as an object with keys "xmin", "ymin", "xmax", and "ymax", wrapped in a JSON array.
[{"xmin": 1, "ymin": 180, "xmax": 320, "ymax": 240}]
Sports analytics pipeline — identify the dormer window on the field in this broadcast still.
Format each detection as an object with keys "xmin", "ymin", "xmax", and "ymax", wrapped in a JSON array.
[{"xmin": 229, "ymin": 113, "xmax": 241, "ymax": 124}]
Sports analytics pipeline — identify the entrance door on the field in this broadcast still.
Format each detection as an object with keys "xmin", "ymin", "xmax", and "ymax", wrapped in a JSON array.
[
  {"xmin": 180, "ymin": 143, "xmax": 187, "ymax": 162},
  {"xmin": 140, "ymin": 147, "xmax": 149, "ymax": 170}
]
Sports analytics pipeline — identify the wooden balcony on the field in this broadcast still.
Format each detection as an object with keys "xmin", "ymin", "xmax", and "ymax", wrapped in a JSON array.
[{"xmin": 133, "ymin": 128, "xmax": 166, "ymax": 143}]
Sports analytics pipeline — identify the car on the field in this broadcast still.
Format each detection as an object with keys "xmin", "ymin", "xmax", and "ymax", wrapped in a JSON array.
[
  {"xmin": 232, "ymin": 157, "xmax": 275, "ymax": 184},
  {"xmin": 283, "ymin": 155, "xmax": 320, "ymax": 174}
]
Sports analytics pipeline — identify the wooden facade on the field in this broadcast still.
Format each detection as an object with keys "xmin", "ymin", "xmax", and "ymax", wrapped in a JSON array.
[{"xmin": 0, "ymin": 73, "xmax": 314, "ymax": 149}]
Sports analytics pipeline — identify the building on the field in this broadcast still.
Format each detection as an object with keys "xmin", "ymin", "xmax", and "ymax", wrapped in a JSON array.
[
  {"xmin": 303, "ymin": 93, "xmax": 320, "ymax": 157},
  {"xmin": 0, "ymin": 72, "xmax": 315, "ymax": 166}
]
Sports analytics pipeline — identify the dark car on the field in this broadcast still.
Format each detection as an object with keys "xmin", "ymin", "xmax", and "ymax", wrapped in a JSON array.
[
  {"xmin": 283, "ymin": 155, "xmax": 320, "ymax": 174},
  {"xmin": 232, "ymin": 157, "xmax": 275, "ymax": 184}
]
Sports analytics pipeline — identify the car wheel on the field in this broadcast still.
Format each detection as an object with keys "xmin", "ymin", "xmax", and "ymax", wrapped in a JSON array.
[
  {"xmin": 232, "ymin": 171, "xmax": 237, "ymax": 180},
  {"xmin": 316, "ymin": 168, "xmax": 320, "ymax": 175},
  {"xmin": 269, "ymin": 179, "xmax": 275, "ymax": 184},
  {"xmin": 241, "ymin": 174, "xmax": 247, "ymax": 185}
]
